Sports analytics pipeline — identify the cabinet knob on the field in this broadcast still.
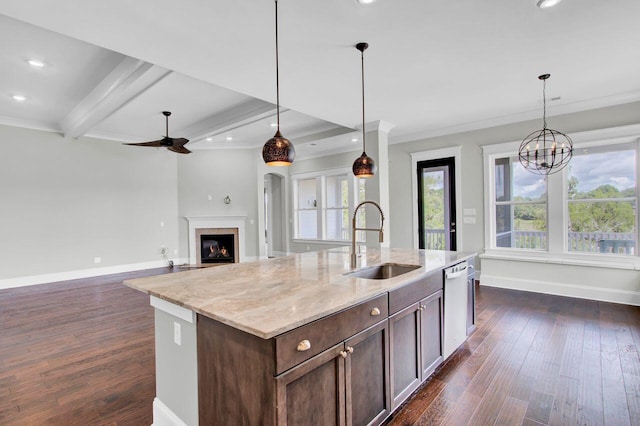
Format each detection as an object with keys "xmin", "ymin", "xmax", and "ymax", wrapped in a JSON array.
[
  {"xmin": 419, "ymin": 304, "xmax": 425, "ymax": 311},
  {"xmin": 296, "ymin": 339, "xmax": 311, "ymax": 352},
  {"xmin": 346, "ymin": 346, "xmax": 354, "ymax": 354},
  {"xmin": 370, "ymin": 307, "xmax": 381, "ymax": 316},
  {"xmin": 339, "ymin": 350, "xmax": 348, "ymax": 358}
]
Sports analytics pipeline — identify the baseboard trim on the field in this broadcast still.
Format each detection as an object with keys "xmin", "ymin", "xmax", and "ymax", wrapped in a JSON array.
[
  {"xmin": 481, "ymin": 274, "xmax": 640, "ymax": 306},
  {"xmin": 0, "ymin": 259, "xmax": 183, "ymax": 290},
  {"xmin": 152, "ymin": 397, "xmax": 188, "ymax": 426}
]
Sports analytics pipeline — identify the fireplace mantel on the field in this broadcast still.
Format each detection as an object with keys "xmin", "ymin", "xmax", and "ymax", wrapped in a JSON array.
[{"xmin": 186, "ymin": 216, "xmax": 247, "ymax": 264}]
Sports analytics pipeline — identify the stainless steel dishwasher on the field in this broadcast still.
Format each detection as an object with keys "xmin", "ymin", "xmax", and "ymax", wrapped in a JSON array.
[{"xmin": 443, "ymin": 260, "xmax": 468, "ymax": 359}]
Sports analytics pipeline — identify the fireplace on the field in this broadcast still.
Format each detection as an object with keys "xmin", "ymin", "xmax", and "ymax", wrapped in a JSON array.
[
  {"xmin": 195, "ymin": 227, "xmax": 239, "ymax": 265},
  {"xmin": 187, "ymin": 216, "xmax": 246, "ymax": 265},
  {"xmin": 200, "ymin": 234, "xmax": 235, "ymax": 264}
]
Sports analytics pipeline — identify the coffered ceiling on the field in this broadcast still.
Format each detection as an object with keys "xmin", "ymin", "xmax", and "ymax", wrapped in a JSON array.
[{"xmin": 1, "ymin": 0, "xmax": 640, "ymax": 159}]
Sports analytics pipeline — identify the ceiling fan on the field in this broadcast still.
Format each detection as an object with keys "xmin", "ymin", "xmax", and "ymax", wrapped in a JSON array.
[{"xmin": 124, "ymin": 111, "xmax": 191, "ymax": 154}]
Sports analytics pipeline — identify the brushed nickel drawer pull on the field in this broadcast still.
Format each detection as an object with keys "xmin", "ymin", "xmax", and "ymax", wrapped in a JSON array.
[
  {"xmin": 296, "ymin": 339, "xmax": 311, "ymax": 352},
  {"xmin": 370, "ymin": 307, "xmax": 381, "ymax": 316}
]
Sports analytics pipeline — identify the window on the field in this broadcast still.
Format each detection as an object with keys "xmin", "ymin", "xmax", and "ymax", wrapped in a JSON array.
[
  {"xmin": 567, "ymin": 145, "xmax": 637, "ymax": 255},
  {"xmin": 494, "ymin": 157, "xmax": 548, "ymax": 250},
  {"xmin": 484, "ymin": 133, "xmax": 639, "ymax": 259},
  {"xmin": 296, "ymin": 178, "xmax": 318, "ymax": 239},
  {"xmin": 293, "ymin": 170, "xmax": 365, "ymax": 241}
]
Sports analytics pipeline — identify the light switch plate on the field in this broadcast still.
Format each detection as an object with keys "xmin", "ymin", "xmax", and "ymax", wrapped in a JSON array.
[
  {"xmin": 463, "ymin": 208, "xmax": 476, "ymax": 216},
  {"xmin": 463, "ymin": 216, "xmax": 476, "ymax": 224}
]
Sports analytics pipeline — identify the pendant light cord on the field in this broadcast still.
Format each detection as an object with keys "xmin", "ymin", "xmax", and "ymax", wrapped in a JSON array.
[
  {"xmin": 542, "ymin": 77, "xmax": 547, "ymax": 130},
  {"xmin": 275, "ymin": 0, "xmax": 281, "ymax": 131},
  {"xmin": 361, "ymin": 47, "xmax": 366, "ymax": 153}
]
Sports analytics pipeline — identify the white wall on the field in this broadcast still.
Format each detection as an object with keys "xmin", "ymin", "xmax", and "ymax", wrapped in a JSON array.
[
  {"xmin": 0, "ymin": 125, "xmax": 179, "ymax": 284},
  {"xmin": 176, "ymin": 149, "xmax": 261, "ymax": 259}
]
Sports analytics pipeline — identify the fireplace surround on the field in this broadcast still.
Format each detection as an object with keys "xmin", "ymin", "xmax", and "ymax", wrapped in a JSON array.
[{"xmin": 186, "ymin": 216, "xmax": 247, "ymax": 265}]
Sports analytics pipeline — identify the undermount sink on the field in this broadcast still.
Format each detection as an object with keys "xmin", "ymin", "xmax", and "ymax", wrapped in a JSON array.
[{"xmin": 345, "ymin": 263, "xmax": 421, "ymax": 280}]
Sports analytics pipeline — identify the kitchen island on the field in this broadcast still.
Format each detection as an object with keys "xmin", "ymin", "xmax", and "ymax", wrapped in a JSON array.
[{"xmin": 124, "ymin": 247, "xmax": 474, "ymax": 426}]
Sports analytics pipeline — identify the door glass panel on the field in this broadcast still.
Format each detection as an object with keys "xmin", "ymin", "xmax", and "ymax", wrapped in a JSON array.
[{"xmin": 421, "ymin": 170, "xmax": 446, "ymax": 249}]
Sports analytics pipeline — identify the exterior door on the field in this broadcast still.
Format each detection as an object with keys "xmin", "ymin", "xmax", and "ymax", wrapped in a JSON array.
[{"xmin": 417, "ymin": 157, "xmax": 457, "ymax": 250}]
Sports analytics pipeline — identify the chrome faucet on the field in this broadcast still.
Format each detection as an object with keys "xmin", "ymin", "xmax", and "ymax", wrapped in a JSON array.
[{"xmin": 351, "ymin": 200, "xmax": 384, "ymax": 268}]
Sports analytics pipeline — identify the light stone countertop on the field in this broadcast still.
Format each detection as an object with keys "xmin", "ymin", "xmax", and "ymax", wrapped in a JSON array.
[{"xmin": 124, "ymin": 247, "xmax": 474, "ymax": 339}]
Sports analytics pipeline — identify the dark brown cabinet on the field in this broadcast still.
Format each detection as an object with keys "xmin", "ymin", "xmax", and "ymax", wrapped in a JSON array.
[
  {"xmin": 276, "ymin": 320, "xmax": 390, "ymax": 426},
  {"xmin": 420, "ymin": 290, "xmax": 444, "ymax": 378},
  {"xmin": 196, "ymin": 267, "xmax": 455, "ymax": 425},
  {"xmin": 198, "ymin": 294, "xmax": 390, "ymax": 426},
  {"xmin": 388, "ymin": 290, "xmax": 443, "ymax": 409},
  {"xmin": 389, "ymin": 302, "xmax": 421, "ymax": 408}
]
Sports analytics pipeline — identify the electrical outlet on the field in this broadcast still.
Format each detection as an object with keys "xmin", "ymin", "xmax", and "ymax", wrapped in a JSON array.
[
  {"xmin": 173, "ymin": 321, "xmax": 181, "ymax": 346},
  {"xmin": 93, "ymin": 257, "xmax": 101, "ymax": 264}
]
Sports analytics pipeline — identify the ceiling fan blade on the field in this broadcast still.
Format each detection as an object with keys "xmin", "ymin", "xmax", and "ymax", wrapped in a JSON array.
[
  {"xmin": 124, "ymin": 139, "xmax": 164, "ymax": 147},
  {"xmin": 168, "ymin": 145, "xmax": 192, "ymax": 154}
]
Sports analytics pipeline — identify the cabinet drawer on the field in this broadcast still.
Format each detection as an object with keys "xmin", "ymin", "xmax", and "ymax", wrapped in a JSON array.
[
  {"xmin": 388, "ymin": 271, "xmax": 442, "ymax": 315},
  {"xmin": 275, "ymin": 293, "xmax": 388, "ymax": 375}
]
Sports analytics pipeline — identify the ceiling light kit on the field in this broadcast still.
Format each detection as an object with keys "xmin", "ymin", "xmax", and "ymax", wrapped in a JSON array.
[
  {"xmin": 352, "ymin": 42, "xmax": 377, "ymax": 178},
  {"xmin": 518, "ymin": 74, "xmax": 573, "ymax": 175},
  {"xmin": 536, "ymin": 0, "xmax": 563, "ymax": 8},
  {"xmin": 124, "ymin": 111, "xmax": 192, "ymax": 154},
  {"xmin": 262, "ymin": 0, "xmax": 295, "ymax": 166}
]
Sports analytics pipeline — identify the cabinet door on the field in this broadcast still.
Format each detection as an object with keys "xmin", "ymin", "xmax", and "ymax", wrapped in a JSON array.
[
  {"xmin": 388, "ymin": 302, "xmax": 421, "ymax": 409},
  {"xmin": 345, "ymin": 320, "xmax": 390, "ymax": 426},
  {"xmin": 420, "ymin": 290, "xmax": 443, "ymax": 379},
  {"xmin": 276, "ymin": 343, "xmax": 346, "ymax": 426}
]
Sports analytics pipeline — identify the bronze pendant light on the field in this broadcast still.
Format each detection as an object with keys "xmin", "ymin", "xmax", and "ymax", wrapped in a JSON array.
[
  {"xmin": 518, "ymin": 74, "xmax": 573, "ymax": 175},
  {"xmin": 352, "ymin": 42, "xmax": 377, "ymax": 178},
  {"xmin": 262, "ymin": 0, "xmax": 295, "ymax": 166}
]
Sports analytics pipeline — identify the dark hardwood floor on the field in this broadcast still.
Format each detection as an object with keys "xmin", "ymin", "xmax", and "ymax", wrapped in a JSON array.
[
  {"xmin": 0, "ymin": 268, "xmax": 174, "ymax": 425},
  {"xmin": 386, "ymin": 285, "xmax": 640, "ymax": 426},
  {"xmin": 1, "ymin": 269, "xmax": 639, "ymax": 425}
]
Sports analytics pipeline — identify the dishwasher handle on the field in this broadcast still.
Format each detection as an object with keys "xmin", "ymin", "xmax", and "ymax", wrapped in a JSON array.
[{"xmin": 445, "ymin": 267, "xmax": 467, "ymax": 280}]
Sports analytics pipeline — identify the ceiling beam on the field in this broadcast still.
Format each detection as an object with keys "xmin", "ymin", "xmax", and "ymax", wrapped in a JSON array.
[
  {"xmin": 179, "ymin": 99, "xmax": 279, "ymax": 142},
  {"xmin": 60, "ymin": 57, "xmax": 171, "ymax": 139}
]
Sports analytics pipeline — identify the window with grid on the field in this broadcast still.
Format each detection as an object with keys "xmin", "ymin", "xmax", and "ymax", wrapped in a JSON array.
[
  {"xmin": 293, "ymin": 170, "xmax": 365, "ymax": 241},
  {"xmin": 494, "ymin": 157, "xmax": 548, "ymax": 250},
  {"xmin": 567, "ymin": 145, "xmax": 637, "ymax": 255}
]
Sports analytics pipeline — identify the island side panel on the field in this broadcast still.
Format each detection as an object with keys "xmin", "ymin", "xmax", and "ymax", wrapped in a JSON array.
[
  {"xmin": 155, "ymin": 309, "xmax": 199, "ymax": 425},
  {"xmin": 198, "ymin": 314, "xmax": 277, "ymax": 425}
]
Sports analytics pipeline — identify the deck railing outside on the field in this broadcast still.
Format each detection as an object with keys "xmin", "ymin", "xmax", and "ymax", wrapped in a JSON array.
[{"xmin": 425, "ymin": 228, "xmax": 636, "ymax": 254}]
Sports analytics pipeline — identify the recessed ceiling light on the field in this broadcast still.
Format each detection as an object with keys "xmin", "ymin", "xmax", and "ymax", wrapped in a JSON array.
[
  {"xmin": 356, "ymin": 0, "xmax": 376, "ymax": 4},
  {"xmin": 351, "ymin": 138, "xmax": 359, "ymax": 142},
  {"xmin": 27, "ymin": 59, "xmax": 45, "ymax": 68},
  {"xmin": 12, "ymin": 94, "xmax": 27, "ymax": 102},
  {"xmin": 225, "ymin": 136, "xmax": 233, "ymax": 141},
  {"xmin": 537, "ymin": 0, "xmax": 563, "ymax": 8},
  {"xmin": 270, "ymin": 122, "xmax": 278, "ymax": 128},
  {"xmin": 206, "ymin": 137, "xmax": 213, "ymax": 142}
]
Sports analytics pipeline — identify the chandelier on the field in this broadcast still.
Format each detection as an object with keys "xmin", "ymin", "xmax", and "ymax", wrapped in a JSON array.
[{"xmin": 518, "ymin": 74, "xmax": 573, "ymax": 175}]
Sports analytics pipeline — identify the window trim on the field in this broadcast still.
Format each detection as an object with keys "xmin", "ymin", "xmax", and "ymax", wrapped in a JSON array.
[{"xmin": 482, "ymin": 123, "xmax": 640, "ymax": 266}]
